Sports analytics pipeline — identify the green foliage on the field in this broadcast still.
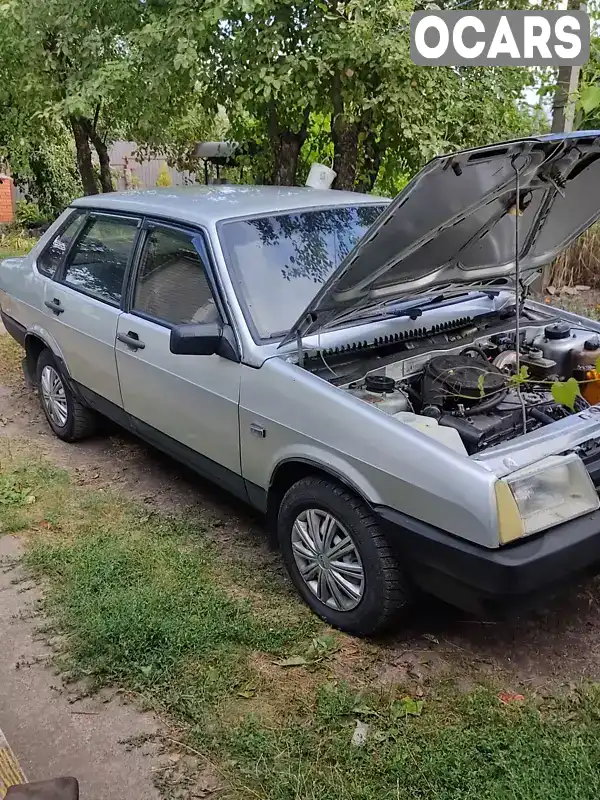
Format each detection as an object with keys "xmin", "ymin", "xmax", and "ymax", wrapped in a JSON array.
[
  {"xmin": 0, "ymin": 230, "xmax": 38, "ymax": 258},
  {"xmin": 574, "ymin": 36, "xmax": 600, "ymax": 129},
  {"xmin": 0, "ymin": 0, "xmax": 551, "ymax": 195},
  {"xmin": 1, "ymin": 116, "xmax": 82, "ymax": 216},
  {"xmin": 114, "ymin": 0, "xmax": 548, "ymax": 190},
  {"xmin": 551, "ymin": 377, "xmax": 582, "ymax": 411},
  {"xmin": 0, "ymin": 473, "xmax": 36, "ymax": 507},
  {"xmin": 14, "ymin": 200, "xmax": 45, "ymax": 226}
]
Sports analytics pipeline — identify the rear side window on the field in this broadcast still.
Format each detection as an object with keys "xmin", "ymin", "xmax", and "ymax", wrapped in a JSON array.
[
  {"xmin": 37, "ymin": 212, "xmax": 84, "ymax": 277},
  {"xmin": 63, "ymin": 215, "xmax": 139, "ymax": 305},
  {"xmin": 133, "ymin": 226, "xmax": 220, "ymax": 326}
]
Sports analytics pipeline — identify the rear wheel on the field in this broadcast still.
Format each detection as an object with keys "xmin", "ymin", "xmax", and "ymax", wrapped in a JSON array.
[
  {"xmin": 277, "ymin": 476, "xmax": 412, "ymax": 636},
  {"xmin": 36, "ymin": 349, "xmax": 97, "ymax": 442}
]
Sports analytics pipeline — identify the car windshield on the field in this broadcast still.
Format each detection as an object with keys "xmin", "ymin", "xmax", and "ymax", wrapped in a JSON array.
[{"xmin": 219, "ymin": 204, "xmax": 386, "ymax": 340}]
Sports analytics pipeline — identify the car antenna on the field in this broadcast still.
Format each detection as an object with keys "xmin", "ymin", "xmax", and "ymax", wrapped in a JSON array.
[{"xmin": 511, "ymin": 156, "xmax": 527, "ymax": 436}]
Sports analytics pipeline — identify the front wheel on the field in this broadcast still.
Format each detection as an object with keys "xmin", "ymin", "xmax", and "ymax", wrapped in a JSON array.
[
  {"xmin": 277, "ymin": 477, "xmax": 412, "ymax": 636},
  {"xmin": 36, "ymin": 350, "xmax": 97, "ymax": 442}
]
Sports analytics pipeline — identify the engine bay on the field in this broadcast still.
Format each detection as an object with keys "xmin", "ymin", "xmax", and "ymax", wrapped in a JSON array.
[{"xmin": 340, "ymin": 321, "xmax": 600, "ymax": 455}]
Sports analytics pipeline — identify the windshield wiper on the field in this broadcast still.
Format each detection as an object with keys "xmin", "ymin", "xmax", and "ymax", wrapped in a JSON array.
[{"xmin": 334, "ymin": 291, "xmax": 491, "ymax": 326}]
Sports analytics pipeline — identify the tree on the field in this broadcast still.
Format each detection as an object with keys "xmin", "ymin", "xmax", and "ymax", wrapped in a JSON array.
[
  {"xmin": 0, "ymin": 0, "xmax": 178, "ymax": 195},
  {"xmin": 126, "ymin": 0, "xmax": 546, "ymax": 192},
  {"xmin": 0, "ymin": 0, "xmax": 552, "ymax": 203}
]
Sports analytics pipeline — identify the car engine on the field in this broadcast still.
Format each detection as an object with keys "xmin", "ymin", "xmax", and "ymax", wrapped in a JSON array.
[{"xmin": 341, "ymin": 322, "xmax": 600, "ymax": 455}]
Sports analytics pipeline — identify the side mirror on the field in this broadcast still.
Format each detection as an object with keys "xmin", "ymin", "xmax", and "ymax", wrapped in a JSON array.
[{"xmin": 169, "ymin": 322, "xmax": 239, "ymax": 361}]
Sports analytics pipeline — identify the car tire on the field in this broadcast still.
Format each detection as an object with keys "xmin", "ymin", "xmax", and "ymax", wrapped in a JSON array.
[
  {"xmin": 36, "ymin": 349, "xmax": 97, "ymax": 442},
  {"xmin": 277, "ymin": 476, "xmax": 412, "ymax": 636}
]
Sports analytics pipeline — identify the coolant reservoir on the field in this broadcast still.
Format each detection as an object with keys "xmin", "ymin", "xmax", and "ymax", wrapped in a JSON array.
[
  {"xmin": 572, "ymin": 337, "xmax": 600, "ymax": 406},
  {"xmin": 572, "ymin": 336, "xmax": 600, "ymax": 371},
  {"xmin": 346, "ymin": 375, "xmax": 411, "ymax": 415},
  {"xmin": 393, "ymin": 411, "xmax": 468, "ymax": 456}
]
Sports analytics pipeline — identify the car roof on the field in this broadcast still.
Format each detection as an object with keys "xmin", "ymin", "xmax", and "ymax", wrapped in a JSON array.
[{"xmin": 72, "ymin": 185, "xmax": 388, "ymax": 226}]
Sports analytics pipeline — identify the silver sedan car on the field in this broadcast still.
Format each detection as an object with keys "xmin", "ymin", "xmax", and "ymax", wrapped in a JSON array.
[{"xmin": 4, "ymin": 131, "xmax": 600, "ymax": 635}]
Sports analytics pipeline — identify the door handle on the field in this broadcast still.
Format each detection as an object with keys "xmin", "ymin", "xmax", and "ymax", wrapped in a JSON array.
[
  {"xmin": 117, "ymin": 331, "xmax": 145, "ymax": 350},
  {"xmin": 44, "ymin": 298, "xmax": 64, "ymax": 315}
]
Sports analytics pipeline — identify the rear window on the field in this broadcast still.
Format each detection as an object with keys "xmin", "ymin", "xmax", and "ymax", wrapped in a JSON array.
[{"xmin": 219, "ymin": 205, "xmax": 385, "ymax": 340}]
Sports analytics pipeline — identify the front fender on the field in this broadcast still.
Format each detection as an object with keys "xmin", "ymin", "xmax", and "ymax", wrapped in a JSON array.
[{"xmin": 240, "ymin": 357, "xmax": 500, "ymax": 548}]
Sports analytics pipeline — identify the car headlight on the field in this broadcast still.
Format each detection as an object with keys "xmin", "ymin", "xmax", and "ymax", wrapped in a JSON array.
[{"xmin": 495, "ymin": 453, "xmax": 599, "ymax": 543}]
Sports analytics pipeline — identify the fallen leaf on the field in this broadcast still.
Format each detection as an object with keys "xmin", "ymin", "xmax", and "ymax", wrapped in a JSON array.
[
  {"xmin": 276, "ymin": 655, "xmax": 308, "ymax": 667},
  {"xmin": 498, "ymin": 691, "xmax": 525, "ymax": 704},
  {"xmin": 391, "ymin": 696, "xmax": 425, "ymax": 718},
  {"xmin": 576, "ymin": 284, "xmax": 591, "ymax": 291},
  {"xmin": 351, "ymin": 719, "xmax": 369, "ymax": 746},
  {"xmin": 169, "ymin": 753, "xmax": 182, "ymax": 764},
  {"xmin": 547, "ymin": 285, "xmax": 557, "ymax": 295},
  {"xmin": 422, "ymin": 633, "xmax": 439, "ymax": 645}
]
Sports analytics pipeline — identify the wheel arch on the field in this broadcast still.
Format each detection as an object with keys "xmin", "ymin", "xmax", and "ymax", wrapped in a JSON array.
[
  {"xmin": 24, "ymin": 328, "xmax": 70, "ymax": 385},
  {"xmin": 266, "ymin": 457, "xmax": 373, "ymax": 527}
]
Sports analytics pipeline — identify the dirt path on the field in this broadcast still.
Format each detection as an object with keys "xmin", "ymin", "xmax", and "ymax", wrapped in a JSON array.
[
  {"xmin": 2, "ymin": 359, "xmax": 600, "ymax": 786},
  {"xmin": 0, "ymin": 534, "xmax": 162, "ymax": 799}
]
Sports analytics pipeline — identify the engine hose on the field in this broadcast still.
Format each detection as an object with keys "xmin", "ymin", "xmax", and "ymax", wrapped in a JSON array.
[
  {"xmin": 468, "ymin": 385, "xmax": 509, "ymax": 414},
  {"xmin": 403, "ymin": 385, "xmax": 420, "ymax": 410},
  {"xmin": 529, "ymin": 406, "xmax": 555, "ymax": 426},
  {"xmin": 460, "ymin": 344, "xmax": 489, "ymax": 361}
]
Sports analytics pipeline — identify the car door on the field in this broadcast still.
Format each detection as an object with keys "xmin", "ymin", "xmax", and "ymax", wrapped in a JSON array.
[
  {"xmin": 115, "ymin": 220, "xmax": 243, "ymax": 494},
  {"xmin": 42, "ymin": 211, "xmax": 141, "ymax": 408}
]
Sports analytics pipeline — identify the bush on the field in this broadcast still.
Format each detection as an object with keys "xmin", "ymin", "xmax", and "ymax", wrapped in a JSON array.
[
  {"xmin": 14, "ymin": 200, "xmax": 45, "ymax": 227},
  {"xmin": 8, "ymin": 122, "xmax": 82, "ymax": 219}
]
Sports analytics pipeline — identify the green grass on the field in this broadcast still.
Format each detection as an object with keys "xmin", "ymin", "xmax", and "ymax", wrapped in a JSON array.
[
  {"xmin": 0, "ymin": 229, "xmax": 38, "ymax": 259},
  {"xmin": 3, "ymin": 450, "xmax": 600, "ymax": 799},
  {"xmin": 219, "ymin": 683, "xmax": 600, "ymax": 800}
]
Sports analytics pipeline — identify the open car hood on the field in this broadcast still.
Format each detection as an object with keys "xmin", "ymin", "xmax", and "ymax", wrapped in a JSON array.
[{"xmin": 281, "ymin": 131, "xmax": 600, "ymax": 346}]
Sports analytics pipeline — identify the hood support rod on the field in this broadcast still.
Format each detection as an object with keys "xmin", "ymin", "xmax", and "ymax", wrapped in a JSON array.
[{"xmin": 512, "ymin": 159, "xmax": 527, "ymax": 435}]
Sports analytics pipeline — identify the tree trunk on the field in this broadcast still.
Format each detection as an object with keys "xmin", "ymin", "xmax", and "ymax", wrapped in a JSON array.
[
  {"xmin": 269, "ymin": 106, "xmax": 309, "ymax": 186},
  {"xmin": 355, "ymin": 127, "xmax": 384, "ymax": 194},
  {"xmin": 83, "ymin": 120, "xmax": 113, "ymax": 193},
  {"xmin": 331, "ymin": 73, "xmax": 360, "ymax": 191},
  {"xmin": 70, "ymin": 117, "xmax": 98, "ymax": 195}
]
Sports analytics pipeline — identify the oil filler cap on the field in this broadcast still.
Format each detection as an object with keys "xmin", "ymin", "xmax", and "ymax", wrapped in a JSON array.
[{"xmin": 544, "ymin": 322, "xmax": 570, "ymax": 340}]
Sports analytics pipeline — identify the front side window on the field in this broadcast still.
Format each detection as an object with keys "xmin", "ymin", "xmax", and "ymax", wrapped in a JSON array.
[
  {"xmin": 37, "ymin": 211, "xmax": 85, "ymax": 277},
  {"xmin": 219, "ymin": 205, "xmax": 385, "ymax": 340},
  {"xmin": 133, "ymin": 226, "xmax": 220, "ymax": 326},
  {"xmin": 63, "ymin": 215, "xmax": 139, "ymax": 305}
]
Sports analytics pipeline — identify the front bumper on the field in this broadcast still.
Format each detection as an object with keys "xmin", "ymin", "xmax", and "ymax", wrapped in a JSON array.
[{"xmin": 376, "ymin": 505, "xmax": 600, "ymax": 614}]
